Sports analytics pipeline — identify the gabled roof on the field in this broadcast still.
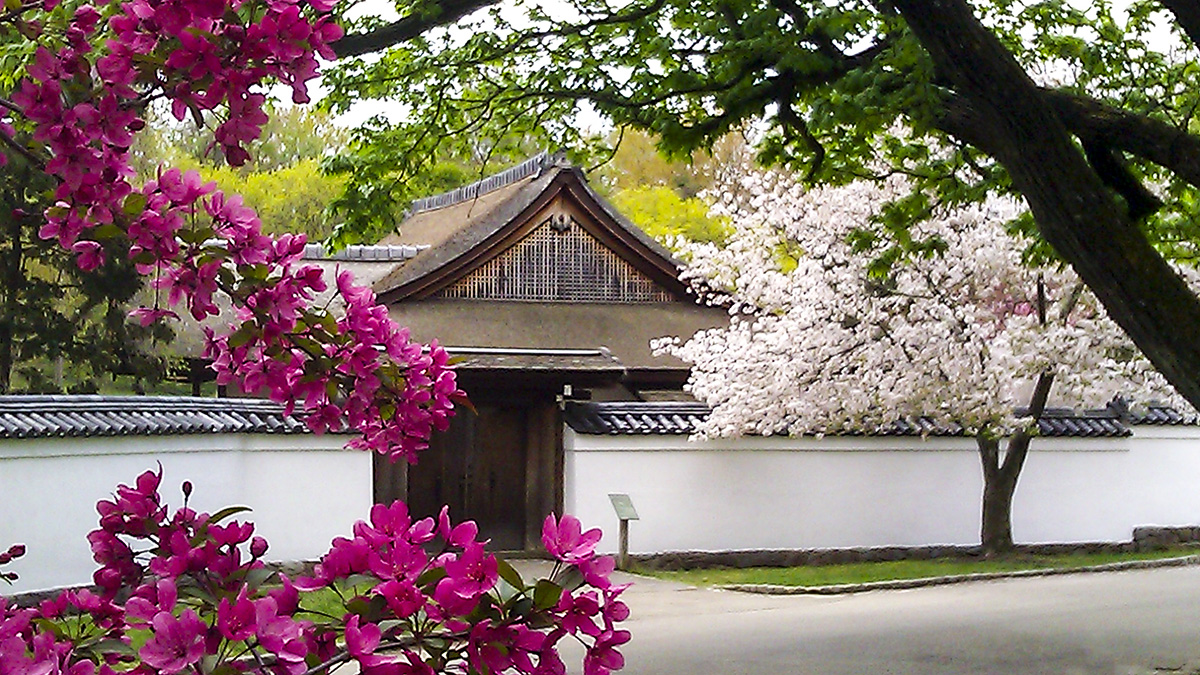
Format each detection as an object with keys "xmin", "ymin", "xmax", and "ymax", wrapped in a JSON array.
[
  {"xmin": 0, "ymin": 396, "xmax": 323, "ymax": 439},
  {"xmin": 563, "ymin": 402, "xmax": 1142, "ymax": 438},
  {"xmin": 373, "ymin": 153, "xmax": 690, "ymax": 303}
]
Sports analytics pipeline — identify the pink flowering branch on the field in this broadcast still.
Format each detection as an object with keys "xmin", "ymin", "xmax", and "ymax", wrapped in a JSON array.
[
  {"xmin": 0, "ymin": 0, "xmax": 465, "ymax": 461},
  {"xmin": 0, "ymin": 471, "xmax": 628, "ymax": 675},
  {"xmin": 0, "ymin": 0, "xmax": 630, "ymax": 670},
  {"xmin": 0, "ymin": 545, "xmax": 25, "ymax": 585}
]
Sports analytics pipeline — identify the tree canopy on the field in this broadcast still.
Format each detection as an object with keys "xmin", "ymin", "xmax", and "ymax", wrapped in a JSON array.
[
  {"xmin": 659, "ymin": 165, "xmax": 1183, "ymax": 551},
  {"xmin": 319, "ymin": 0, "xmax": 1200, "ymax": 413}
]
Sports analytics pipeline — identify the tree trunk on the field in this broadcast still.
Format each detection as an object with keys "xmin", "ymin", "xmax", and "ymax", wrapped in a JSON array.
[
  {"xmin": 978, "ymin": 436, "xmax": 1017, "ymax": 555},
  {"xmin": 976, "ymin": 373, "xmax": 1054, "ymax": 555},
  {"xmin": 0, "ymin": 194, "xmax": 22, "ymax": 394},
  {"xmin": 894, "ymin": 0, "xmax": 1200, "ymax": 412}
]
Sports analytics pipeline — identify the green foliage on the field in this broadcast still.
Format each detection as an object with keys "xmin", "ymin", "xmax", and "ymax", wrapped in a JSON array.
[
  {"xmin": 319, "ymin": 120, "xmax": 610, "ymax": 245},
  {"xmin": 322, "ymin": 0, "xmax": 1200, "ymax": 266},
  {"xmin": 0, "ymin": 161, "xmax": 173, "ymax": 394},
  {"xmin": 131, "ymin": 106, "xmax": 349, "ymax": 239},
  {"xmin": 595, "ymin": 129, "xmax": 712, "ymax": 198},
  {"xmin": 179, "ymin": 159, "xmax": 346, "ymax": 239},
  {"xmin": 131, "ymin": 104, "xmax": 348, "ymax": 173},
  {"xmin": 642, "ymin": 547, "xmax": 1200, "ymax": 588},
  {"xmin": 610, "ymin": 186, "xmax": 731, "ymax": 246}
]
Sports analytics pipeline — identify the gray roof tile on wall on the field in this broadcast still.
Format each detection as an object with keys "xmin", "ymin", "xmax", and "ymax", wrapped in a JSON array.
[
  {"xmin": 0, "ymin": 396, "xmax": 318, "ymax": 439},
  {"xmin": 564, "ymin": 402, "xmax": 1136, "ymax": 438},
  {"xmin": 1130, "ymin": 405, "xmax": 1196, "ymax": 425},
  {"xmin": 565, "ymin": 402, "xmax": 709, "ymax": 435}
]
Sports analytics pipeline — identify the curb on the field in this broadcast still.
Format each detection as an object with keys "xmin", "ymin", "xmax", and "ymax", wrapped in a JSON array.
[{"xmin": 713, "ymin": 554, "xmax": 1200, "ymax": 595}]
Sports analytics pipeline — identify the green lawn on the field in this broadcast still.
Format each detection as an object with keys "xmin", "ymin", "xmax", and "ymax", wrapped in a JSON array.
[{"xmin": 639, "ymin": 548, "xmax": 1199, "ymax": 588}]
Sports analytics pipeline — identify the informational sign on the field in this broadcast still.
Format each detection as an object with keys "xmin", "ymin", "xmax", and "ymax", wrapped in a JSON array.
[{"xmin": 608, "ymin": 493, "xmax": 639, "ymax": 521}]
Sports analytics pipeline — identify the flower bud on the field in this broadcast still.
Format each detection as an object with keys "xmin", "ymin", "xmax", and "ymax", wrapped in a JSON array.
[{"xmin": 250, "ymin": 536, "xmax": 268, "ymax": 558}]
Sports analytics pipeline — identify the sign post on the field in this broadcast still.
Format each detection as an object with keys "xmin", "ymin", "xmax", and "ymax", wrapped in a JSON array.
[{"xmin": 607, "ymin": 493, "xmax": 639, "ymax": 571}]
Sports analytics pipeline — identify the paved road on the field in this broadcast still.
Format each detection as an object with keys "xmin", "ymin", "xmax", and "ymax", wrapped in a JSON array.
[{"xmin": 561, "ymin": 565, "xmax": 1200, "ymax": 675}]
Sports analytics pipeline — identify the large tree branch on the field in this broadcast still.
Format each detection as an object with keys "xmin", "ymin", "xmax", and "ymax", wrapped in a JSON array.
[
  {"xmin": 331, "ymin": 0, "xmax": 499, "ymax": 59},
  {"xmin": 1159, "ymin": 0, "xmax": 1200, "ymax": 46},
  {"xmin": 1043, "ymin": 89, "xmax": 1200, "ymax": 190},
  {"xmin": 895, "ymin": 0, "xmax": 1200, "ymax": 411},
  {"xmin": 941, "ymin": 88, "xmax": 1200, "ymax": 192}
]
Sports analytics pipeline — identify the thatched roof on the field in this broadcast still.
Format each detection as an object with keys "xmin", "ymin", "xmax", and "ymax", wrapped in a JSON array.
[{"xmin": 374, "ymin": 153, "xmax": 688, "ymax": 302}]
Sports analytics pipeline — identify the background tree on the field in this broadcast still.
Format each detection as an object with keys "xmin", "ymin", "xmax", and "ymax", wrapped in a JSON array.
[
  {"xmin": 657, "ymin": 167, "xmax": 1186, "ymax": 554},
  {"xmin": 610, "ymin": 185, "xmax": 731, "ymax": 246},
  {"xmin": 0, "ymin": 13, "xmax": 172, "ymax": 393},
  {"xmin": 593, "ymin": 128, "xmax": 749, "ymax": 248},
  {"xmin": 0, "ymin": 141, "xmax": 171, "ymax": 394},
  {"xmin": 318, "ymin": 0, "xmax": 1200, "ymax": 414},
  {"xmin": 130, "ymin": 106, "xmax": 349, "ymax": 239}
]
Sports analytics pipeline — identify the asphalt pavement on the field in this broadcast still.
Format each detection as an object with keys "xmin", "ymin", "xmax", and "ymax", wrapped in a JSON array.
[{"xmin": 516, "ymin": 561, "xmax": 1200, "ymax": 675}]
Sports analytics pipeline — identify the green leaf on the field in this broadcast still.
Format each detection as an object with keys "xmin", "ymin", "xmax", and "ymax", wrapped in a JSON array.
[
  {"xmin": 91, "ymin": 224, "xmax": 124, "ymax": 240},
  {"xmin": 180, "ymin": 226, "xmax": 216, "ymax": 246},
  {"xmin": 243, "ymin": 567, "xmax": 276, "ymax": 590},
  {"xmin": 496, "ymin": 558, "xmax": 524, "ymax": 591},
  {"xmin": 532, "ymin": 580, "xmax": 562, "ymax": 610},
  {"xmin": 227, "ymin": 325, "xmax": 256, "ymax": 349},
  {"xmin": 33, "ymin": 618, "xmax": 66, "ymax": 639},
  {"xmin": 346, "ymin": 596, "xmax": 371, "ymax": 616},
  {"xmin": 241, "ymin": 264, "xmax": 271, "ymax": 282},
  {"xmin": 416, "ymin": 566, "xmax": 448, "ymax": 589},
  {"xmin": 88, "ymin": 638, "xmax": 136, "ymax": 657},
  {"xmin": 508, "ymin": 596, "xmax": 534, "ymax": 619},
  {"xmin": 122, "ymin": 193, "xmax": 147, "ymax": 217},
  {"xmin": 207, "ymin": 505, "xmax": 252, "ymax": 524},
  {"xmin": 342, "ymin": 573, "xmax": 378, "ymax": 589}
]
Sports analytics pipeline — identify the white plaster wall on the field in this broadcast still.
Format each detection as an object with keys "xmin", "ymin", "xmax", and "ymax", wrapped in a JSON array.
[
  {"xmin": 565, "ymin": 427, "xmax": 1200, "ymax": 554},
  {"xmin": 1119, "ymin": 427, "xmax": 1200, "ymax": 528},
  {"xmin": 0, "ymin": 434, "xmax": 371, "ymax": 594}
]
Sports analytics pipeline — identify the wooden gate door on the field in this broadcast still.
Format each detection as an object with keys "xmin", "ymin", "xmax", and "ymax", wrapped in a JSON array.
[{"xmin": 404, "ymin": 401, "xmax": 530, "ymax": 550}]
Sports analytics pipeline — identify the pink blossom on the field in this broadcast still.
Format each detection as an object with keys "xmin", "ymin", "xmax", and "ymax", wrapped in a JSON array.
[
  {"xmin": 374, "ymin": 579, "xmax": 424, "ymax": 618},
  {"xmin": 578, "ymin": 555, "xmax": 617, "ymax": 590},
  {"xmin": 556, "ymin": 589, "xmax": 603, "ymax": 636},
  {"xmin": 344, "ymin": 615, "xmax": 380, "ymax": 658},
  {"xmin": 437, "ymin": 542, "xmax": 498, "ymax": 601},
  {"xmin": 254, "ymin": 599, "xmax": 309, "ymax": 670},
  {"xmin": 468, "ymin": 621, "xmax": 543, "ymax": 674},
  {"xmin": 583, "ymin": 630, "xmax": 630, "ymax": 675},
  {"xmin": 128, "ymin": 307, "xmax": 179, "ymax": 326},
  {"xmin": 542, "ymin": 514, "xmax": 602, "ymax": 564},
  {"xmin": 71, "ymin": 240, "xmax": 104, "ymax": 271},
  {"xmin": 140, "ymin": 609, "xmax": 206, "ymax": 673},
  {"xmin": 217, "ymin": 588, "xmax": 256, "ymax": 640}
]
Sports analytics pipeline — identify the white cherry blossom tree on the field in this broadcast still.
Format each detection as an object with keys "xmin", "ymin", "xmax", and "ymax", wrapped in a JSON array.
[{"xmin": 657, "ymin": 170, "xmax": 1190, "ymax": 554}]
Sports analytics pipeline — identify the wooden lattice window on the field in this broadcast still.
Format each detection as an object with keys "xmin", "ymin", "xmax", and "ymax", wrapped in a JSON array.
[{"xmin": 436, "ymin": 216, "xmax": 675, "ymax": 303}]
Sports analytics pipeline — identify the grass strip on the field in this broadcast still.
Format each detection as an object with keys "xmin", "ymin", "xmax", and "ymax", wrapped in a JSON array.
[{"xmin": 638, "ymin": 548, "xmax": 1200, "ymax": 588}]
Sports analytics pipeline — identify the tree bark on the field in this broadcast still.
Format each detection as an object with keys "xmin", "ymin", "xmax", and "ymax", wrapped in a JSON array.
[
  {"xmin": 1159, "ymin": 0, "xmax": 1200, "ymax": 46},
  {"xmin": 976, "ymin": 372, "xmax": 1054, "ymax": 555},
  {"xmin": 1041, "ymin": 89, "xmax": 1200, "ymax": 191},
  {"xmin": 0, "ymin": 193, "xmax": 22, "ymax": 393},
  {"xmin": 978, "ymin": 435, "xmax": 1016, "ymax": 555},
  {"xmin": 331, "ymin": 0, "xmax": 500, "ymax": 58},
  {"xmin": 894, "ymin": 0, "xmax": 1200, "ymax": 413}
]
